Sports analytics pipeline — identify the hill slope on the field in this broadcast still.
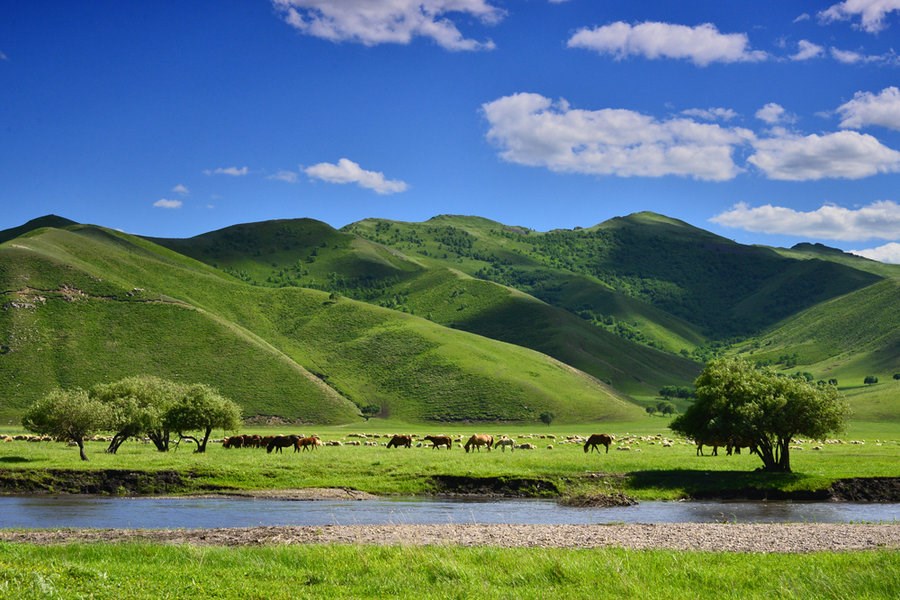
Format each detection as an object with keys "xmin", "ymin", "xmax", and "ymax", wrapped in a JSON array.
[{"xmin": 1, "ymin": 222, "xmax": 641, "ymax": 423}]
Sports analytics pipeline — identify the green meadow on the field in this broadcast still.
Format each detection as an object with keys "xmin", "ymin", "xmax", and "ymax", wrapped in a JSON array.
[
  {"xmin": 0, "ymin": 543, "xmax": 897, "ymax": 600},
  {"xmin": 2, "ymin": 420, "xmax": 897, "ymax": 500}
]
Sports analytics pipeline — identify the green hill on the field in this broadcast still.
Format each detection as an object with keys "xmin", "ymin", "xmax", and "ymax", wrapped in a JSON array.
[
  {"xmin": 152, "ymin": 218, "xmax": 700, "ymax": 399},
  {"xmin": 1, "ymin": 222, "xmax": 641, "ymax": 424}
]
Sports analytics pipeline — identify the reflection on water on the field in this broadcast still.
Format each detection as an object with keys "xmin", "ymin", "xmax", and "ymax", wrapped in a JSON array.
[{"xmin": 0, "ymin": 496, "xmax": 898, "ymax": 529}]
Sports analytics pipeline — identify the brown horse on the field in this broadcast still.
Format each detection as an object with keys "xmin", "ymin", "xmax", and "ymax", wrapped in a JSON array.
[
  {"xmin": 583, "ymin": 433, "xmax": 614, "ymax": 454},
  {"xmin": 423, "ymin": 435, "xmax": 453, "ymax": 449},
  {"xmin": 464, "ymin": 434, "xmax": 493, "ymax": 453},
  {"xmin": 386, "ymin": 434, "xmax": 413, "ymax": 448},
  {"xmin": 294, "ymin": 436, "xmax": 320, "ymax": 452},
  {"xmin": 266, "ymin": 434, "xmax": 299, "ymax": 454}
]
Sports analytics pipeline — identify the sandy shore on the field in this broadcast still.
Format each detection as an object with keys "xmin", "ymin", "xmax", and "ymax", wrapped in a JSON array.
[{"xmin": 2, "ymin": 523, "xmax": 897, "ymax": 553}]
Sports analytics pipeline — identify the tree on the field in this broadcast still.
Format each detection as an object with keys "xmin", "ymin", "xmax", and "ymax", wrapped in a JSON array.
[
  {"xmin": 539, "ymin": 411, "xmax": 555, "ymax": 426},
  {"xmin": 22, "ymin": 389, "xmax": 110, "ymax": 461},
  {"xmin": 360, "ymin": 404, "xmax": 380, "ymax": 421},
  {"xmin": 91, "ymin": 375, "xmax": 183, "ymax": 453},
  {"xmin": 670, "ymin": 357, "xmax": 849, "ymax": 473},
  {"xmin": 864, "ymin": 375, "xmax": 879, "ymax": 385},
  {"xmin": 163, "ymin": 384, "xmax": 241, "ymax": 453},
  {"xmin": 656, "ymin": 401, "xmax": 676, "ymax": 415}
]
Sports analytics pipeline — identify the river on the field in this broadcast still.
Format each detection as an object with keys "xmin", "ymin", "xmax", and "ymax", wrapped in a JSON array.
[{"xmin": 1, "ymin": 496, "xmax": 898, "ymax": 529}]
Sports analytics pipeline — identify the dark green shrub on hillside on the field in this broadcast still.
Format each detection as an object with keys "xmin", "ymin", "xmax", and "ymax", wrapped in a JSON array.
[
  {"xmin": 864, "ymin": 375, "xmax": 879, "ymax": 385},
  {"xmin": 539, "ymin": 411, "xmax": 555, "ymax": 426},
  {"xmin": 893, "ymin": 374, "xmax": 900, "ymax": 381}
]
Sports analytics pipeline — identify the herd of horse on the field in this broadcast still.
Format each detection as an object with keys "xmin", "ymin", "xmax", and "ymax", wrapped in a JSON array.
[{"xmin": 223, "ymin": 431, "xmax": 755, "ymax": 457}]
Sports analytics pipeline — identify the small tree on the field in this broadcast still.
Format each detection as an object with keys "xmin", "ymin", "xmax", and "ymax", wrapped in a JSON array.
[
  {"xmin": 163, "ymin": 384, "xmax": 242, "ymax": 453},
  {"xmin": 671, "ymin": 357, "xmax": 849, "ymax": 473},
  {"xmin": 360, "ymin": 404, "xmax": 380, "ymax": 421},
  {"xmin": 91, "ymin": 375, "xmax": 183, "ymax": 453},
  {"xmin": 22, "ymin": 389, "xmax": 110, "ymax": 461},
  {"xmin": 864, "ymin": 375, "xmax": 879, "ymax": 385},
  {"xmin": 539, "ymin": 411, "xmax": 555, "ymax": 426}
]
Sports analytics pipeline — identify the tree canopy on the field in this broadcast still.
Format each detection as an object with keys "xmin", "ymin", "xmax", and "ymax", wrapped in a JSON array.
[
  {"xmin": 163, "ymin": 383, "xmax": 242, "ymax": 453},
  {"xmin": 22, "ymin": 389, "xmax": 110, "ymax": 461},
  {"xmin": 670, "ymin": 357, "xmax": 849, "ymax": 472},
  {"xmin": 90, "ymin": 375, "xmax": 183, "ymax": 453}
]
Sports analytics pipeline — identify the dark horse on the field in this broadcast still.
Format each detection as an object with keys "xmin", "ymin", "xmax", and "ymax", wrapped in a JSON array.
[
  {"xmin": 464, "ymin": 434, "xmax": 493, "ymax": 453},
  {"xmin": 386, "ymin": 434, "xmax": 413, "ymax": 448},
  {"xmin": 583, "ymin": 433, "xmax": 614, "ymax": 454},
  {"xmin": 423, "ymin": 435, "xmax": 453, "ymax": 450},
  {"xmin": 266, "ymin": 434, "xmax": 299, "ymax": 454}
]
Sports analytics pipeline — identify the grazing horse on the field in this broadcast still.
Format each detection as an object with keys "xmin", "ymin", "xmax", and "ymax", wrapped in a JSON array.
[
  {"xmin": 266, "ymin": 434, "xmax": 299, "ymax": 454},
  {"xmin": 495, "ymin": 436, "xmax": 515, "ymax": 452},
  {"xmin": 386, "ymin": 434, "xmax": 413, "ymax": 449},
  {"xmin": 423, "ymin": 435, "xmax": 452, "ymax": 449},
  {"xmin": 294, "ymin": 436, "xmax": 320, "ymax": 452},
  {"xmin": 583, "ymin": 433, "xmax": 614, "ymax": 454},
  {"xmin": 464, "ymin": 434, "xmax": 493, "ymax": 453}
]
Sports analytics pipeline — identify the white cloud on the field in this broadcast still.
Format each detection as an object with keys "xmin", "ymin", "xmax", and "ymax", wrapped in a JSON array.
[
  {"xmin": 271, "ymin": 0, "xmax": 502, "ymax": 51},
  {"xmin": 849, "ymin": 242, "xmax": 900, "ymax": 263},
  {"xmin": 268, "ymin": 170, "xmax": 299, "ymax": 183},
  {"xmin": 819, "ymin": 0, "xmax": 900, "ymax": 33},
  {"xmin": 0, "ymin": 51, "xmax": 7, "ymax": 61},
  {"xmin": 681, "ymin": 107, "xmax": 738, "ymax": 121},
  {"xmin": 837, "ymin": 87, "xmax": 900, "ymax": 131},
  {"xmin": 748, "ymin": 130, "xmax": 900, "ymax": 180},
  {"xmin": 755, "ymin": 103, "xmax": 790, "ymax": 125},
  {"xmin": 711, "ymin": 200, "xmax": 900, "ymax": 241},
  {"xmin": 171, "ymin": 184, "xmax": 189, "ymax": 195},
  {"xmin": 567, "ymin": 21, "xmax": 767, "ymax": 66},
  {"xmin": 153, "ymin": 199, "xmax": 183, "ymax": 209},
  {"xmin": 304, "ymin": 158, "xmax": 408, "ymax": 194},
  {"xmin": 204, "ymin": 166, "xmax": 249, "ymax": 176},
  {"xmin": 794, "ymin": 13, "xmax": 812, "ymax": 23},
  {"xmin": 791, "ymin": 39, "xmax": 824, "ymax": 60},
  {"xmin": 482, "ymin": 93, "xmax": 754, "ymax": 181}
]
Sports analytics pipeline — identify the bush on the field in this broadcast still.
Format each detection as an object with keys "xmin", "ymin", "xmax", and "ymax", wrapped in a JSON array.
[{"xmin": 864, "ymin": 375, "xmax": 879, "ymax": 385}]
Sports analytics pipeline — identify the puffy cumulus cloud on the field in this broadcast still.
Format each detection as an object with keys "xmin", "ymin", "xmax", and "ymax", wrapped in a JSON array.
[
  {"xmin": 204, "ymin": 166, "xmax": 249, "ymax": 176},
  {"xmin": 482, "ymin": 93, "xmax": 754, "ymax": 181},
  {"xmin": 819, "ymin": 0, "xmax": 900, "ymax": 32},
  {"xmin": 681, "ymin": 107, "xmax": 738, "ymax": 121},
  {"xmin": 171, "ymin": 184, "xmax": 189, "ymax": 195},
  {"xmin": 153, "ymin": 199, "xmax": 183, "ymax": 209},
  {"xmin": 837, "ymin": 87, "xmax": 900, "ymax": 131},
  {"xmin": 711, "ymin": 200, "xmax": 900, "ymax": 241},
  {"xmin": 271, "ymin": 0, "xmax": 502, "ymax": 51},
  {"xmin": 791, "ymin": 39, "xmax": 825, "ymax": 60},
  {"xmin": 304, "ymin": 158, "xmax": 408, "ymax": 194},
  {"xmin": 849, "ymin": 242, "xmax": 900, "ymax": 263},
  {"xmin": 748, "ymin": 130, "xmax": 900, "ymax": 180},
  {"xmin": 755, "ymin": 103, "xmax": 790, "ymax": 125},
  {"xmin": 566, "ymin": 21, "xmax": 766, "ymax": 66}
]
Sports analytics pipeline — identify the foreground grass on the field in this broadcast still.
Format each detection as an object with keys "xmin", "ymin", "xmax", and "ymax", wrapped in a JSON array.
[
  {"xmin": 0, "ymin": 543, "xmax": 897, "ymax": 599},
  {"xmin": 1, "ymin": 421, "xmax": 897, "ymax": 500}
]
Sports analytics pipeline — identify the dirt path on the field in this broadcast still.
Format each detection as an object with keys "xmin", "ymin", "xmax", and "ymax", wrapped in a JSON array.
[{"xmin": 1, "ymin": 523, "xmax": 897, "ymax": 553}]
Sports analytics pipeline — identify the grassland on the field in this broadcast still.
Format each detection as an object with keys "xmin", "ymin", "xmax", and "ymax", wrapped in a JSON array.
[
  {"xmin": 0, "ymin": 543, "xmax": 897, "ymax": 599},
  {"xmin": 2, "ymin": 420, "xmax": 897, "ymax": 499}
]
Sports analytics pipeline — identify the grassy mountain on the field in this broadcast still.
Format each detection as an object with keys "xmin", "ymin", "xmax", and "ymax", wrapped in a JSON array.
[
  {"xmin": 1, "ymin": 221, "xmax": 641, "ymax": 424},
  {"xmin": 152, "ymin": 218, "xmax": 700, "ymax": 400}
]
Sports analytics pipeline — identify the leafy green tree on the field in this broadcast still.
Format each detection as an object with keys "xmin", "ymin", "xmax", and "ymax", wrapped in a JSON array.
[
  {"xmin": 864, "ymin": 375, "xmax": 879, "ymax": 385},
  {"xmin": 360, "ymin": 404, "xmax": 380, "ymax": 421},
  {"xmin": 539, "ymin": 411, "xmax": 555, "ymax": 426},
  {"xmin": 656, "ymin": 401, "xmax": 676, "ymax": 415},
  {"xmin": 22, "ymin": 389, "xmax": 110, "ymax": 461},
  {"xmin": 670, "ymin": 357, "xmax": 849, "ymax": 473},
  {"xmin": 163, "ymin": 384, "xmax": 242, "ymax": 453},
  {"xmin": 91, "ymin": 375, "xmax": 183, "ymax": 453}
]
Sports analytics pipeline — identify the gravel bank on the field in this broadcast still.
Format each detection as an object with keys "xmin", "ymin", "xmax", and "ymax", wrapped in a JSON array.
[{"xmin": 1, "ymin": 523, "xmax": 897, "ymax": 553}]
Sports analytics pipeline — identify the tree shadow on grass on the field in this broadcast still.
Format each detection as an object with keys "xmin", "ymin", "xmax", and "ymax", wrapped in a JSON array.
[
  {"xmin": 626, "ymin": 469, "xmax": 829, "ymax": 500},
  {"xmin": 0, "ymin": 456, "xmax": 32, "ymax": 464}
]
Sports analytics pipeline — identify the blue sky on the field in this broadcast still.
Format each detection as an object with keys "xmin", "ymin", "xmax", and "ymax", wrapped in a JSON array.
[{"xmin": 2, "ymin": 1, "xmax": 900, "ymax": 261}]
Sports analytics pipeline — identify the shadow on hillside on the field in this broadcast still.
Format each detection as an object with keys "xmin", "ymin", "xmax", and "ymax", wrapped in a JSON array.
[
  {"xmin": 625, "ymin": 469, "xmax": 827, "ymax": 500},
  {"xmin": 0, "ymin": 456, "xmax": 32, "ymax": 464}
]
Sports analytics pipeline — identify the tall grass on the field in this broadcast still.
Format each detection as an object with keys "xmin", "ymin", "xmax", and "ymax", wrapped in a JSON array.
[{"xmin": 0, "ymin": 543, "xmax": 897, "ymax": 599}]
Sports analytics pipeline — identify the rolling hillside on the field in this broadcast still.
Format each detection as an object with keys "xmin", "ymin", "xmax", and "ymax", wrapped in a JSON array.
[{"xmin": 0, "ymin": 221, "xmax": 642, "ymax": 424}]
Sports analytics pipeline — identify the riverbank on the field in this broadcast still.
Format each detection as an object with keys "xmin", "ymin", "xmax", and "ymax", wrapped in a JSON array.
[{"xmin": 1, "ymin": 523, "xmax": 898, "ymax": 552}]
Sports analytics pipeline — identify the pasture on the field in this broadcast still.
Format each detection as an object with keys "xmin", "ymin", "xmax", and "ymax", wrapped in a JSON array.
[
  {"xmin": 1, "ymin": 420, "xmax": 897, "ymax": 500},
  {"xmin": 0, "ymin": 543, "xmax": 897, "ymax": 599}
]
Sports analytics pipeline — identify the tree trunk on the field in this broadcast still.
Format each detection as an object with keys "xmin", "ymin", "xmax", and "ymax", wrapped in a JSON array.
[
  {"xmin": 197, "ymin": 427, "xmax": 213, "ymax": 453},
  {"xmin": 778, "ymin": 437, "xmax": 792, "ymax": 472},
  {"xmin": 106, "ymin": 432, "xmax": 128, "ymax": 454},
  {"xmin": 76, "ymin": 438, "xmax": 89, "ymax": 461}
]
